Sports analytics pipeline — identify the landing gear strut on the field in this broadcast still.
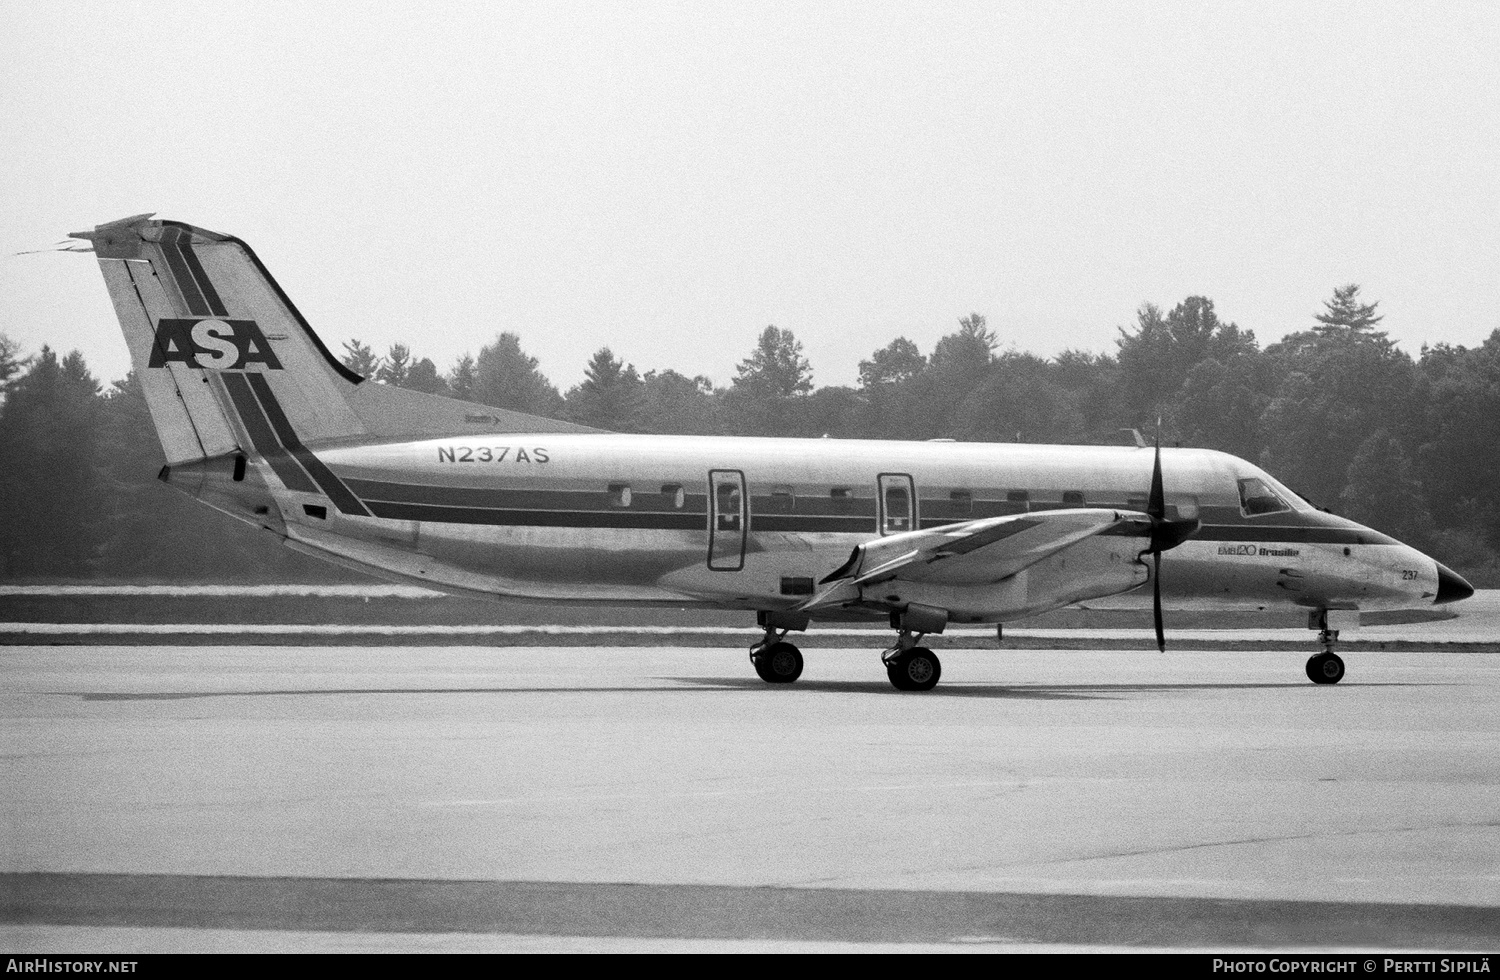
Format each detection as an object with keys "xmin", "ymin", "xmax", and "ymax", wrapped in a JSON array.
[
  {"xmin": 750, "ymin": 626, "xmax": 803, "ymax": 684},
  {"xmin": 1305, "ymin": 628, "xmax": 1345, "ymax": 685},
  {"xmin": 882, "ymin": 631, "xmax": 942, "ymax": 691}
]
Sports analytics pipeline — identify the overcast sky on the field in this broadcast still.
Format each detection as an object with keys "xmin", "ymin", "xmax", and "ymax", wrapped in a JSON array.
[{"xmin": 2, "ymin": 1, "xmax": 1497, "ymax": 392}]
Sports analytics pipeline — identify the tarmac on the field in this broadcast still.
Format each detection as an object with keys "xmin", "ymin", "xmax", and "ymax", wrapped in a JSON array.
[{"xmin": 4, "ymin": 608, "xmax": 1500, "ymax": 951}]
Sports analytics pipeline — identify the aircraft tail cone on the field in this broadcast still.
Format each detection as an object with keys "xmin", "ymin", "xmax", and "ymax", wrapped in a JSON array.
[{"xmin": 1435, "ymin": 563, "xmax": 1475, "ymax": 605}]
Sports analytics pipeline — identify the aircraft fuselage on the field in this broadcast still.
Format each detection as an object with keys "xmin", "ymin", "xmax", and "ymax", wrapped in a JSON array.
[{"xmin": 172, "ymin": 432, "xmax": 1447, "ymax": 622}]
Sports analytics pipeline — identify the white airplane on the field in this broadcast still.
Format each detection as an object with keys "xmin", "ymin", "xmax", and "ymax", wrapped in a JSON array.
[{"xmin": 70, "ymin": 215, "xmax": 1474, "ymax": 690}]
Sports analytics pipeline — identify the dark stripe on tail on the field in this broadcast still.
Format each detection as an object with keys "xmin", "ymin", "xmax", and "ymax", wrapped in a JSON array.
[
  {"xmin": 245, "ymin": 373, "xmax": 370, "ymax": 516},
  {"xmin": 220, "ymin": 374, "xmax": 318, "ymax": 493},
  {"xmin": 175, "ymin": 230, "xmax": 228, "ymax": 317},
  {"xmin": 159, "ymin": 226, "xmax": 211, "ymax": 316}
]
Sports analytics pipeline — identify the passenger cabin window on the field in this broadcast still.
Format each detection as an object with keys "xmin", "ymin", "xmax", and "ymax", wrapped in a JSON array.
[
  {"xmin": 828, "ymin": 486, "xmax": 859, "ymax": 515},
  {"xmin": 1006, "ymin": 490, "xmax": 1030, "ymax": 504},
  {"xmin": 1238, "ymin": 478, "xmax": 1290, "ymax": 517},
  {"xmin": 661, "ymin": 484, "xmax": 685, "ymax": 509},
  {"xmin": 765, "ymin": 487, "xmax": 795, "ymax": 514},
  {"xmin": 949, "ymin": 490, "xmax": 973, "ymax": 515},
  {"xmin": 1062, "ymin": 490, "xmax": 1086, "ymax": 507},
  {"xmin": 607, "ymin": 483, "xmax": 632, "ymax": 507}
]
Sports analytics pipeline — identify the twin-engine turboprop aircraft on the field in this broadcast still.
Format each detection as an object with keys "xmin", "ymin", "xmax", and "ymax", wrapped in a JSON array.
[{"xmin": 71, "ymin": 215, "xmax": 1474, "ymax": 690}]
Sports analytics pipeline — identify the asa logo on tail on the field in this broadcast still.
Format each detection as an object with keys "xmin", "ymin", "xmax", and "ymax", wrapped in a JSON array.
[{"xmin": 150, "ymin": 318, "xmax": 283, "ymax": 370}]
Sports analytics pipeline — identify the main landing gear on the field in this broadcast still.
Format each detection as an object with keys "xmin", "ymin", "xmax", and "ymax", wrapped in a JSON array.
[
  {"xmin": 882, "ymin": 631, "xmax": 941, "ymax": 692},
  {"xmin": 747, "ymin": 620, "xmax": 944, "ymax": 691},
  {"xmin": 1305, "ymin": 628, "xmax": 1345, "ymax": 685},
  {"xmin": 750, "ymin": 628, "xmax": 803, "ymax": 684}
]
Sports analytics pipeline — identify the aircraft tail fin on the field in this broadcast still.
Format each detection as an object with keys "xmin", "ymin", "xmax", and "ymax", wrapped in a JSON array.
[{"xmin": 72, "ymin": 215, "xmax": 590, "ymax": 468}]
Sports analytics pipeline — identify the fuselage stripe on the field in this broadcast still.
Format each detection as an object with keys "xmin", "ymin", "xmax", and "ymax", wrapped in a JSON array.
[
  {"xmin": 752, "ymin": 516, "xmax": 880, "ymax": 533},
  {"xmin": 342, "ymin": 478, "xmax": 706, "ymax": 514},
  {"xmin": 361, "ymin": 500, "xmax": 893, "ymax": 533},
  {"xmin": 365, "ymin": 501, "xmax": 704, "ymax": 529}
]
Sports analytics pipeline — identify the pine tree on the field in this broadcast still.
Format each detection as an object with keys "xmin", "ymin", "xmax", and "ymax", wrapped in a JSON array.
[
  {"xmin": 931, "ymin": 313, "xmax": 997, "ymax": 371},
  {"xmin": 0, "ymin": 333, "xmax": 31, "ymax": 407},
  {"xmin": 732, "ymin": 325, "xmax": 813, "ymax": 399},
  {"xmin": 565, "ymin": 348, "xmax": 645, "ymax": 430},
  {"xmin": 404, "ymin": 357, "xmax": 449, "ymax": 395},
  {"xmin": 448, "ymin": 353, "xmax": 477, "ymax": 401},
  {"xmin": 341, "ymin": 339, "xmax": 381, "ymax": 377},
  {"xmin": 472, "ymin": 333, "xmax": 562, "ymax": 416},
  {"xmin": 375, "ymin": 344, "xmax": 411, "ymax": 386},
  {"xmin": 724, "ymin": 326, "xmax": 813, "ymax": 435},
  {"xmin": 1315, "ymin": 284, "xmax": 1384, "ymax": 337}
]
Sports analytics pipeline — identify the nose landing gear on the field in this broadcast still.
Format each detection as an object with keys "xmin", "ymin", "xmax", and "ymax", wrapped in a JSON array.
[{"xmin": 1305, "ymin": 624, "xmax": 1345, "ymax": 685}]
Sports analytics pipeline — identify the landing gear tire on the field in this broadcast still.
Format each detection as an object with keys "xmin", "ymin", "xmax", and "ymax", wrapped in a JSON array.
[
  {"xmin": 1306, "ymin": 653, "xmax": 1345, "ymax": 685},
  {"xmin": 886, "ymin": 647, "xmax": 941, "ymax": 692},
  {"xmin": 753, "ymin": 642, "xmax": 804, "ymax": 684}
]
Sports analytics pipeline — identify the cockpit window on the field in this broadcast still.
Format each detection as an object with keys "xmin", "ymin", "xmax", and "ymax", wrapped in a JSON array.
[{"xmin": 1238, "ymin": 477, "xmax": 1291, "ymax": 517}]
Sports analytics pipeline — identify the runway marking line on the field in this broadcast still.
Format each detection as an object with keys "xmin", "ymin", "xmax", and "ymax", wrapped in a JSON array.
[{"xmin": 421, "ymin": 779, "xmax": 1020, "ymax": 808}]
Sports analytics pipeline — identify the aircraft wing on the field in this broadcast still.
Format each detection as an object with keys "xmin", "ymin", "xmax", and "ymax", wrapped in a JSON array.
[{"xmin": 797, "ymin": 508, "xmax": 1145, "ymax": 611}]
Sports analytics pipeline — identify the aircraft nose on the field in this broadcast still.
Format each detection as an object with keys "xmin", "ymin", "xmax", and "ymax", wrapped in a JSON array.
[{"xmin": 1435, "ymin": 562, "xmax": 1475, "ymax": 604}]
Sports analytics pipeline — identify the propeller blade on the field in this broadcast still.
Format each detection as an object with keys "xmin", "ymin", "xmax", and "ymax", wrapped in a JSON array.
[
  {"xmin": 1148, "ymin": 419, "xmax": 1165, "ymax": 522},
  {"xmin": 1153, "ymin": 550, "xmax": 1165, "ymax": 652},
  {"xmin": 1147, "ymin": 417, "xmax": 1173, "ymax": 652}
]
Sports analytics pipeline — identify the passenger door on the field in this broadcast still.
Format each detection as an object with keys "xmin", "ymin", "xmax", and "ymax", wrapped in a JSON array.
[
  {"xmin": 708, "ymin": 469, "xmax": 747, "ymax": 570},
  {"xmin": 878, "ymin": 473, "xmax": 916, "ymax": 535}
]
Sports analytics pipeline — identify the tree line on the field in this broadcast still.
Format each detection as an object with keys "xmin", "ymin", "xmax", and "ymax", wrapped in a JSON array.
[{"xmin": 2, "ymin": 284, "xmax": 1498, "ymax": 583}]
